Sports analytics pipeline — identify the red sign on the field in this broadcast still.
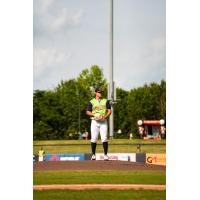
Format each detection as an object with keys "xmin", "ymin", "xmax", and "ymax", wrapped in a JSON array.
[{"xmin": 143, "ymin": 120, "xmax": 161, "ymax": 125}]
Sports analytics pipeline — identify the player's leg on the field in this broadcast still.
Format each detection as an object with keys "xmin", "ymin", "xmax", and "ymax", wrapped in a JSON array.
[
  {"xmin": 100, "ymin": 120, "xmax": 109, "ymax": 160},
  {"xmin": 90, "ymin": 120, "xmax": 99, "ymax": 160}
]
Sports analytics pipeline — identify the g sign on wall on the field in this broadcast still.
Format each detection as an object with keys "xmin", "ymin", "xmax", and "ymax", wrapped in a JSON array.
[{"xmin": 146, "ymin": 154, "xmax": 166, "ymax": 166}]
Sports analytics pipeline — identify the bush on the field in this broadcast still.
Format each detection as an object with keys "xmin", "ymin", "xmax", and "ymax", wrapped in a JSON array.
[{"xmin": 64, "ymin": 130, "xmax": 79, "ymax": 140}]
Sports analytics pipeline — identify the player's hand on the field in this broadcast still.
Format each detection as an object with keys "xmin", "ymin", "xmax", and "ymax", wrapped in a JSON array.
[
  {"xmin": 100, "ymin": 116, "xmax": 107, "ymax": 121},
  {"xmin": 94, "ymin": 113, "xmax": 103, "ymax": 121}
]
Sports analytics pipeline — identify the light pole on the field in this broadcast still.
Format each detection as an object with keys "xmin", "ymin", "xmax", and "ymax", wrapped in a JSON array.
[
  {"xmin": 109, "ymin": 0, "xmax": 114, "ymax": 139},
  {"xmin": 76, "ymin": 87, "xmax": 81, "ymax": 134},
  {"xmin": 78, "ymin": 93, "xmax": 80, "ymax": 134}
]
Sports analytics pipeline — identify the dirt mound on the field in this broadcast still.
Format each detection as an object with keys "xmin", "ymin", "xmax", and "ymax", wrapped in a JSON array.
[{"xmin": 33, "ymin": 160, "xmax": 165, "ymax": 171}]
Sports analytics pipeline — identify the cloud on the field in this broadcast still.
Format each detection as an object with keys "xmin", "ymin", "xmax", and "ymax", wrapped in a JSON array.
[
  {"xmin": 134, "ymin": 35, "xmax": 165, "ymax": 70},
  {"xmin": 49, "ymin": 8, "xmax": 84, "ymax": 32},
  {"xmin": 34, "ymin": 47, "xmax": 71, "ymax": 78},
  {"xmin": 34, "ymin": 0, "xmax": 84, "ymax": 34},
  {"xmin": 39, "ymin": 0, "xmax": 55, "ymax": 13},
  {"xmin": 34, "ymin": 0, "xmax": 55, "ymax": 19},
  {"xmin": 114, "ymin": 34, "xmax": 166, "ymax": 90},
  {"xmin": 34, "ymin": 0, "xmax": 165, "ymax": 91}
]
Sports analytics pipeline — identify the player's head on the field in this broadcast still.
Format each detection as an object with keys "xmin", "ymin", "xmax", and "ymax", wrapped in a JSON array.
[{"xmin": 95, "ymin": 87, "xmax": 103, "ymax": 97}]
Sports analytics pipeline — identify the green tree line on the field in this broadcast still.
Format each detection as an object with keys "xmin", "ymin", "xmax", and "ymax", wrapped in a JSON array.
[{"xmin": 33, "ymin": 65, "xmax": 166, "ymax": 140}]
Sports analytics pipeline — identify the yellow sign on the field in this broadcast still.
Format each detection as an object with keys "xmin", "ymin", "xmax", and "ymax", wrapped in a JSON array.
[{"xmin": 146, "ymin": 154, "xmax": 166, "ymax": 166}]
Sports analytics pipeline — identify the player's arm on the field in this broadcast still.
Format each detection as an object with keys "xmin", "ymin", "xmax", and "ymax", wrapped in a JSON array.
[
  {"xmin": 86, "ymin": 111, "xmax": 94, "ymax": 117},
  {"xmin": 86, "ymin": 102, "xmax": 94, "ymax": 117},
  {"xmin": 103, "ymin": 109, "xmax": 112, "ymax": 119},
  {"xmin": 102, "ymin": 100, "xmax": 112, "ymax": 119}
]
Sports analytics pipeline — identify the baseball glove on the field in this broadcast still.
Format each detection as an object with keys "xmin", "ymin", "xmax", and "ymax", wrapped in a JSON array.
[{"xmin": 93, "ymin": 113, "xmax": 103, "ymax": 121}]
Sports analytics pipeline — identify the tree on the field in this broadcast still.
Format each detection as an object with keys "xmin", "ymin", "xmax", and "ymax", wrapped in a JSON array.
[
  {"xmin": 33, "ymin": 65, "xmax": 166, "ymax": 140},
  {"xmin": 160, "ymin": 80, "xmax": 166, "ymax": 119},
  {"xmin": 77, "ymin": 65, "xmax": 107, "ymax": 94},
  {"xmin": 33, "ymin": 89, "xmax": 66, "ymax": 139},
  {"xmin": 113, "ymin": 88, "xmax": 129, "ymax": 136}
]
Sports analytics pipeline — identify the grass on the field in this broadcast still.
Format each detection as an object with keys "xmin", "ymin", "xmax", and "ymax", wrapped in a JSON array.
[
  {"xmin": 33, "ymin": 170, "xmax": 165, "ymax": 185},
  {"xmin": 33, "ymin": 189, "xmax": 166, "ymax": 200},
  {"xmin": 33, "ymin": 145, "xmax": 166, "ymax": 200},
  {"xmin": 33, "ymin": 144, "xmax": 165, "ymax": 154},
  {"xmin": 33, "ymin": 139, "xmax": 166, "ymax": 145},
  {"xmin": 33, "ymin": 139, "xmax": 166, "ymax": 154}
]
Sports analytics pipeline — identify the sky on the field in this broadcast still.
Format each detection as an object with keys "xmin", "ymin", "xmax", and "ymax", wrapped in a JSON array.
[{"xmin": 33, "ymin": 0, "xmax": 166, "ymax": 91}]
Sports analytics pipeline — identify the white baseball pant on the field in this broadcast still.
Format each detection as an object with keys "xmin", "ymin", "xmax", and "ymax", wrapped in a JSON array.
[{"xmin": 91, "ymin": 119, "xmax": 108, "ymax": 143}]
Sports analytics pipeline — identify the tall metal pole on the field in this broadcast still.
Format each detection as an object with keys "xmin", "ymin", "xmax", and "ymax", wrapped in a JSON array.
[
  {"xmin": 109, "ymin": 0, "xmax": 114, "ymax": 139},
  {"xmin": 76, "ymin": 87, "xmax": 81, "ymax": 134},
  {"xmin": 78, "ymin": 94, "xmax": 80, "ymax": 134}
]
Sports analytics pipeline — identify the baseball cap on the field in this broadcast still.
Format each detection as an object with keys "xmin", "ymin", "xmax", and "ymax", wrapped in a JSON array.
[{"xmin": 95, "ymin": 87, "xmax": 103, "ymax": 93}]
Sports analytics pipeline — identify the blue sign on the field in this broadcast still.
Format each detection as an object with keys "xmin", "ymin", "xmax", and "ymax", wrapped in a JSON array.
[{"xmin": 45, "ymin": 153, "xmax": 85, "ymax": 161}]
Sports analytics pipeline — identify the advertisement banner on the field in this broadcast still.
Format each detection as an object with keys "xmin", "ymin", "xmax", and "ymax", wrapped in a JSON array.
[
  {"xmin": 60, "ymin": 154, "xmax": 84, "ymax": 161},
  {"xmin": 136, "ymin": 153, "xmax": 146, "ymax": 163},
  {"xmin": 45, "ymin": 154, "xmax": 85, "ymax": 161},
  {"xmin": 45, "ymin": 154, "xmax": 60, "ymax": 161},
  {"xmin": 33, "ymin": 155, "xmax": 39, "ymax": 162},
  {"xmin": 85, "ymin": 153, "xmax": 92, "ymax": 160},
  {"xmin": 146, "ymin": 154, "xmax": 166, "ymax": 166},
  {"xmin": 96, "ymin": 153, "xmax": 136, "ymax": 162},
  {"xmin": 38, "ymin": 156, "xmax": 44, "ymax": 162}
]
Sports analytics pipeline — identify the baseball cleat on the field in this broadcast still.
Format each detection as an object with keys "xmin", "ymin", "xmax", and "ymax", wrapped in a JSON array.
[
  {"xmin": 91, "ymin": 154, "xmax": 96, "ymax": 160},
  {"xmin": 104, "ymin": 155, "xmax": 109, "ymax": 161}
]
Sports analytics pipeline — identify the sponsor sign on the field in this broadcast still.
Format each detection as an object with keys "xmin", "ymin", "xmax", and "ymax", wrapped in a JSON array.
[
  {"xmin": 45, "ymin": 154, "xmax": 60, "ymax": 161},
  {"xmin": 85, "ymin": 154, "xmax": 92, "ymax": 160},
  {"xmin": 96, "ymin": 153, "xmax": 136, "ymax": 162},
  {"xmin": 136, "ymin": 153, "xmax": 146, "ymax": 163},
  {"xmin": 33, "ymin": 155, "xmax": 39, "ymax": 162},
  {"xmin": 146, "ymin": 154, "xmax": 166, "ymax": 165},
  {"xmin": 45, "ymin": 154, "xmax": 85, "ymax": 161},
  {"xmin": 38, "ymin": 156, "xmax": 44, "ymax": 162},
  {"xmin": 60, "ymin": 156, "xmax": 81, "ymax": 161}
]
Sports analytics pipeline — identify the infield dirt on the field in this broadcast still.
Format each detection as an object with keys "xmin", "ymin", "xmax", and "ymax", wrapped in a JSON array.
[{"xmin": 33, "ymin": 160, "xmax": 165, "ymax": 171}]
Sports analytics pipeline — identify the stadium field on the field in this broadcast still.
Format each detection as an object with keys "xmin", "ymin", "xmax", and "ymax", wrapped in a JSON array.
[
  {"xmin": 34, "ymin": 189, "xmax": 166, "ymax": 200},
  {"xmin": 34, "ymin": 170, "xmax": 165, "ymax": 185},
  {"xmin": 33, "ymin": 139, "xmax": 166, "ymax": 154}
]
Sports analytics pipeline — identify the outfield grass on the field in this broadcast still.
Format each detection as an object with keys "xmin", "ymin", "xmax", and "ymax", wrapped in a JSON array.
[
  {"xmin": 33, "ymin": 170, "xmax": 165, "ymax": 185},
  {"xmin": 33, "ymin": 139, "xmax": 166, "ymax": 145},
  {"xmin": 33, "ymin": 189, "xmax": 166, "ymax": 200},
  {"xmin": 33, "ymin": 139, "xmax": 166, "ymax": 154},
  {"xmin": 33, "ymin": 144, "xmax": 165, "ymax": 154}
]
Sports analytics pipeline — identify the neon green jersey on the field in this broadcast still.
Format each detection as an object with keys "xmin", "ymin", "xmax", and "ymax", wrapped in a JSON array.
[
  {"xmin": 90, "ymin": 98, "xmax": 107, "ymax": 119},
  {"xmin": 38, "ymin": 150, "xmax": 45, "ymax": 157}
]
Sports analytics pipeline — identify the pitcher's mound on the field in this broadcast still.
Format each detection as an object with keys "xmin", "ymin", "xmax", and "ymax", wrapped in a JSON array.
[{"xmin": 33, "ymin": 161, "xmax": 165, "ymax": 171}]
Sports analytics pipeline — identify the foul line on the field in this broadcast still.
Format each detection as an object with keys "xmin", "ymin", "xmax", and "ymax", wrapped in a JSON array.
[{"xmin": 33, "ymin": 184, "xmax": 166, "ymax": 190}]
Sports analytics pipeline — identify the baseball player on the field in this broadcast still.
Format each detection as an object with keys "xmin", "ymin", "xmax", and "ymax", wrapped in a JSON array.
[
  {"xmin": 38, "ymin": 147, "xmax": 45, "ymax": 162},
  {"xmin": 86, "ymin": 87, "xmax": 112, "ymax": 160}
]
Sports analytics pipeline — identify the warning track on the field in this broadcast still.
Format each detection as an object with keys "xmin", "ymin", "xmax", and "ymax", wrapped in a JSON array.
[{"xmin": 33, "ymin": 184, "xmax": 166, "ymax": 190}]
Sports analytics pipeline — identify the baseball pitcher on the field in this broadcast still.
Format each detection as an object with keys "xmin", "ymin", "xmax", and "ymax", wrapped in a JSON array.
[{"xmin": 86, "ymin": 87, "xmax": 112, "ymax": 160}]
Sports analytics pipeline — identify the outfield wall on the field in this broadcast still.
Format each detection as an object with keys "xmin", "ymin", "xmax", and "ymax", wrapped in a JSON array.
[
  {"xmin": 146, "ymin": 153, "xmax": 166, "ymax": 166},
  {"xmin": 96, "ymin": 153, "xmax": 136, "ymax": 162},
  {"xmin": 33, "ymin": 153, "xmax": 166, "ymax": 165}
]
